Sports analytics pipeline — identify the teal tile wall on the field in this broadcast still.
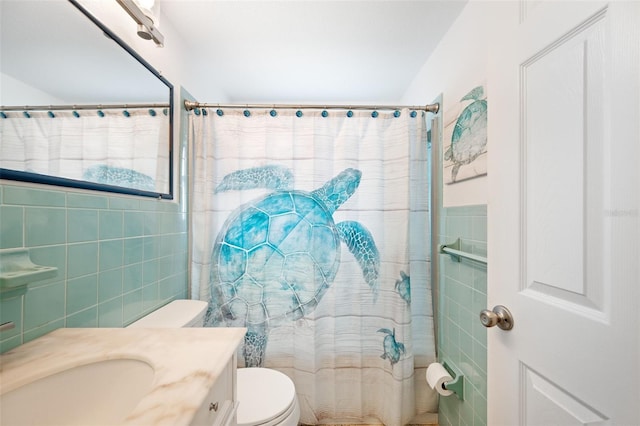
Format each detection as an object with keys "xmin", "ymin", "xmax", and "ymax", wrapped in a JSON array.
[
  {"xmin": 0, "ymin": 185, "xmax": 188, "ymax": 352},
  {"xmin": 0, "ymin": 88, "xmax": 194, "ymax": 353},
  {"xmin": 438, "ymin": 205, "xmax": 487, "ymax": 426}
]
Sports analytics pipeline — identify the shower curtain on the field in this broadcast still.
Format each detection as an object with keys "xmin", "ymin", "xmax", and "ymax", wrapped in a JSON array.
[
  {"xmin": 190, "ymin": 107, "xmax": 436, "ymax": 425},
  {"xmin": 0, "ymin": 108, "xmax": 169, "ymax": 192}
]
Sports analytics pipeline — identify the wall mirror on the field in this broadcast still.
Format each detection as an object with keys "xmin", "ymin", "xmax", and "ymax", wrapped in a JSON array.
[{"xmin": 0, "ymin": 0, "xmax": 174, "ymax": 199}]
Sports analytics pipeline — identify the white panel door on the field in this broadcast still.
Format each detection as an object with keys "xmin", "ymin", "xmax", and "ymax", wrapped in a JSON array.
[{"xmin": 488, "ymin": 1, "xmax": 639, "ymax": 425}]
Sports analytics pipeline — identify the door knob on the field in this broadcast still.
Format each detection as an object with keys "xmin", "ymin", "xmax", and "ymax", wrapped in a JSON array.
[{"xmin": 480, "ymin": 305, "xmax": 514, "ymax": 330}]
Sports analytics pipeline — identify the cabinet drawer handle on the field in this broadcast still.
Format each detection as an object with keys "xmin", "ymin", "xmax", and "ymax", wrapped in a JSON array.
[{"xmin": 209, "ymin": 402, "xmax": 219, "ymax": 412}]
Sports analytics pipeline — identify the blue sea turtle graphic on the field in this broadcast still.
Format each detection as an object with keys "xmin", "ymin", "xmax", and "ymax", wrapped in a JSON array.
[
  {"xmin": 206, "ymin": 165, "xmax": 380, "ymax": 367},
  {"xmin": 395, "ymin": 271, "xmax": 410, "ymax": 305},
  {"xmin": 83, "ymin": 164, "xmax": 155, "ymax": 191},
  {"xmin": 378, "ymin": 328, "xmax": 405, "ymax": 365},
  {"xmin": 444, "ymin": 86, "xmax": 487, "ymax": 182}
]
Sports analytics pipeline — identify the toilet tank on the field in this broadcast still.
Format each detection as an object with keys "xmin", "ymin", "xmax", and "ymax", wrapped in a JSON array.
[{"xmin": 127, "ymin": 300, "xmax": 208, "ymax": 328}]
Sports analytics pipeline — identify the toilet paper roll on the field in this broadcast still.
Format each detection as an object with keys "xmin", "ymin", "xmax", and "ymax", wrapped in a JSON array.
[{"xmin": 426, "ymin": 362, "xmax": 454, "ymax": 396}]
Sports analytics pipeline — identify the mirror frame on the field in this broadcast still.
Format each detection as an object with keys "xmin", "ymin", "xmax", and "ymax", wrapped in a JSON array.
[{"xmin": 0, "ymin": 0, "xmax": 174, "ymax": 200}]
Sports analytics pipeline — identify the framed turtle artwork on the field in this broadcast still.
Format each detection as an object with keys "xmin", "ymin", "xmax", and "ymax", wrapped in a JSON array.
[{"xmin": 442, "ymin": 85, "xmax": 488, "ymax": 186}]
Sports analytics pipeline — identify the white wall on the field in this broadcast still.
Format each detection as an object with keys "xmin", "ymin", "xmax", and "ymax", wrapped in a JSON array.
[
  {"xmin": 76, "ymin": 0, "xmax": 184, "ymax": 89},
  {"xmin": 0, "ymin": 73, "xmax": 65, "ymax": 105},
  {"xmin": 76, "ymin": 0, "xmax": 227, "ymax": 102},
  {"xmin": 401, "ymin": 0, "xmax": 511, "ymax": 207}
]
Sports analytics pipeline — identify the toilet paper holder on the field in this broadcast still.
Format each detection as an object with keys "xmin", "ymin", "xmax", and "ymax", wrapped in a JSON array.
[{"xmin": 442, "ymin": 361, "xmax": 464, "ymax": 400}]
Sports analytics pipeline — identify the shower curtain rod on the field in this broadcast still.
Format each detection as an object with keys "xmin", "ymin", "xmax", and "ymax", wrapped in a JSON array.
[
  {"xmin": 0, "ymin": 103, "xmax": 170, "ymax": 112},
  {"xmin": 184, "ymin": 100, "xmax": 440, "ymax": 114}
]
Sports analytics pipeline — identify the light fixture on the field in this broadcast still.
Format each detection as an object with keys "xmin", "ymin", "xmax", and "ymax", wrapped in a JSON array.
[{"xmin": 116, "ymin": 0, "xmax": 164, "ymax": 47}]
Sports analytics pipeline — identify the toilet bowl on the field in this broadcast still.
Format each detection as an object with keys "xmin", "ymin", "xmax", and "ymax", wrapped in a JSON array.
[
  {"xmin": 128, "ymin": 300, "xmax": 300, "ymax": 426},
  {"xmin": 236, "ymin": 368, "xmax": 300, "ymax": 426}
]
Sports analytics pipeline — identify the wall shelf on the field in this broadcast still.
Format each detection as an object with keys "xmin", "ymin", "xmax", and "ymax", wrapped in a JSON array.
[{"xmin": 0, "ymin": 248, "xmax": 58, "ymax": 291}]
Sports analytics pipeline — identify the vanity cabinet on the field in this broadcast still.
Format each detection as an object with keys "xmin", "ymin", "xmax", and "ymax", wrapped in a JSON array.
[
  {"xmin": 191, "ymin": 355, "xmax": 239, "ymax": 426},
  {"xmin": 0, "ymin": 328, "xmax": 246, "ymax": 426}
]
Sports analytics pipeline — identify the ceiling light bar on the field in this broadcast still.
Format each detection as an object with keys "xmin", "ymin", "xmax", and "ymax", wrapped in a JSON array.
[{"xmin": 116, "ymin": 0, "xmax": 164, "ymax": 47}]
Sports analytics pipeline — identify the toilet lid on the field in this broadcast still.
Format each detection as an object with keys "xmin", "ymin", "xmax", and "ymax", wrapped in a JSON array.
[{"xmin": 237, "ymin": 368, "xmax": 296, "ymax": 426}]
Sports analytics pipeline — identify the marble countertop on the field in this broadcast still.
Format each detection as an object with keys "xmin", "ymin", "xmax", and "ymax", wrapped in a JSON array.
[{"xmin": 0, "ymin": 327, "xmax": 246, "ymax": 425}]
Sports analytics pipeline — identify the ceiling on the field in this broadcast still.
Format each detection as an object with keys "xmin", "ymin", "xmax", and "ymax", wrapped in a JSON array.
[{"xmin": 159, "ymin": 1, "xmax": 467, "ymax": 104}]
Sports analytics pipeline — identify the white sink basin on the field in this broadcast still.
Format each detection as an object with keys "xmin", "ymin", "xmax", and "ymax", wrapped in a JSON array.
[{"xmin": 0, "ymin": 358, "xmax": 155, "ymax": 426}]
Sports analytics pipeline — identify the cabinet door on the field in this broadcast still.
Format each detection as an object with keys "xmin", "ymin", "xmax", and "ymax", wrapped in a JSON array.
[{"xmin": 191, "ymin": 360, "xmax": 237, "ymax": 426}]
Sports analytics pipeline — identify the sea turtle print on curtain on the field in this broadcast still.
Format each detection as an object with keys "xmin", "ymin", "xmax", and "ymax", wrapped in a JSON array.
[
  {"xmin": 378, "ymin": 327, "xmax": 406, "ymax": 366},
  {"xmin": 82, "ymin": 164, "xmax": 155, "ymax": 191},
  {"xmin": 205, "ymin": 165, "xmax": 380, "ymax": 367},
  {"xmin": 394, "ymin": 270, "xmax": 411, "ymax": 305}
]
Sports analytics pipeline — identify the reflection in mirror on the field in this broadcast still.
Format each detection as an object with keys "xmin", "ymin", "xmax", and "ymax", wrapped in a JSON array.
[{"xmin": 0, "ymin": 0, "xmax": 173, "ymax": 198}]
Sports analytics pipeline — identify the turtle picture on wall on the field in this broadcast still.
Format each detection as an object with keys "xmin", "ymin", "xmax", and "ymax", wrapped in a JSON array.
[
  {"xmin": 205, "ymin": 165, "xmax": 380, "ymax": 367},
  {"xmin": 443, "ymin": 85, "xmax": 488, "ymax": 184}
]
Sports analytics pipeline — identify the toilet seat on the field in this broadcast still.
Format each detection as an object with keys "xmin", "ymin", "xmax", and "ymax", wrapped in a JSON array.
[{"xmin": 236, "ymin": 368, "xmax": 299, "ymax": 426}]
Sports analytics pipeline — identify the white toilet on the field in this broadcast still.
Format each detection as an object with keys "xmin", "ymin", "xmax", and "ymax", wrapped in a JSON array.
[{"xmin": 128, "ymin": 299, "xmax": 300, "ymax": 426}]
